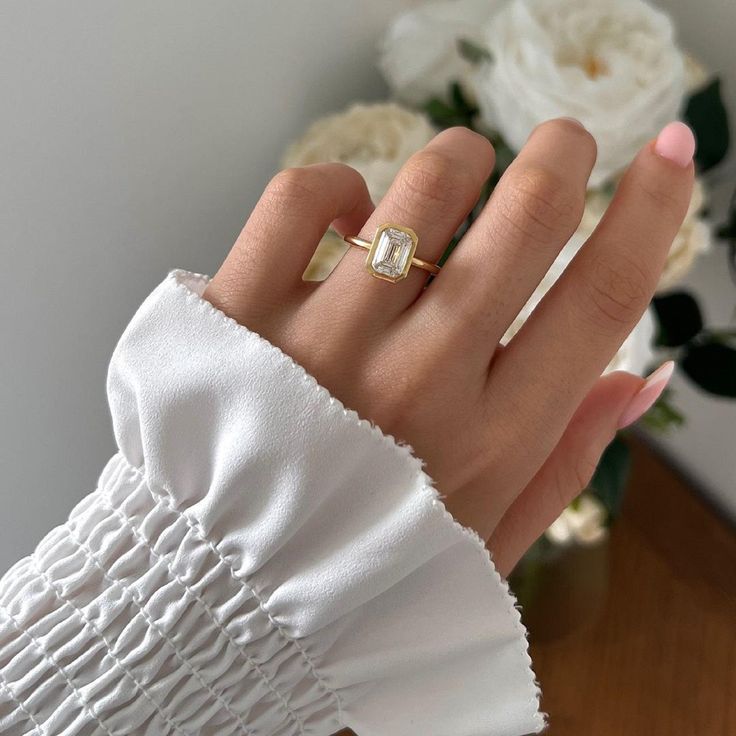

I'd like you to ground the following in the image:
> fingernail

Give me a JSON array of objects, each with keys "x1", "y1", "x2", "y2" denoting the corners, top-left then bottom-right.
[
  {"x1": 617, "y1": 361, "x2": 675, "y2": 429},
  {"x1": 654, "y1": 121, "x2": 695, "y2": 167}
]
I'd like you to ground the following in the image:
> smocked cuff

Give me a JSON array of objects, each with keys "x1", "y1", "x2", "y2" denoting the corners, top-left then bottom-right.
[{"x1": 0, "y1": 269, "x2": 543, "y2": 736}]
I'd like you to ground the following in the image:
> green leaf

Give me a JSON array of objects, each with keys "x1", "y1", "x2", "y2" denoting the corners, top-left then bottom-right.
[
  {"x1": 508, "y1": 535, "x2": 554, "y2": 612},
  {"x1": 684, "y1": 78, "x2": 730, "y2": 171},
  {"x1": 681, "y1": 340, "x2": 736, "y2": 397},
  {"x1": 652, "y1": 291, "x2": 704, "y2": 347},
  {"x1": 450, "y1": 81, "x2": 477, "y2": 116},
  {"x1": 490, "y1": 135, "x2": 515, "y2": 175},
  {"x1": 423, "y1": 83, "x2": 480, "y2": 128},
  {"x1": 717, "y1": 221, "x2": 736, "y2": 240},
  {"x1": 456, "y1": 37, "x2": 493, "y2": 65},
  {"x1": 424, "y1": 97, "x2": 462, "y2": 126},
  {"x1": 437, "y1": 234, "x2": 462, "y2": 268},
  {"x1": 589, "y1": 434, "x2": 631, "y2": 519}
]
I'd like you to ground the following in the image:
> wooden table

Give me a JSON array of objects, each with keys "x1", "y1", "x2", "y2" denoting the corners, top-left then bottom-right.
[
  {"x1": 335, "y1": 437, "x2": 736, "y2": 735},
  {"x1": 529, "y1": 436, "x2": 736, "y2": 735}
]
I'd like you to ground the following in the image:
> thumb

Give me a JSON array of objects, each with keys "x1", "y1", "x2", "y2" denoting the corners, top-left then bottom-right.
[{"x1": 489, "y1": 362, "x2": 674, "y2": 577}]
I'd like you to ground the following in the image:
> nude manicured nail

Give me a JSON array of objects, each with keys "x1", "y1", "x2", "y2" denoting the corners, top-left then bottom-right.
[
  {"x1": 617, "y1": 361, "x2": 675, "y2": 429},
  {"x1": 654, "y1": 121, "x2": 695, "y2": 167}
]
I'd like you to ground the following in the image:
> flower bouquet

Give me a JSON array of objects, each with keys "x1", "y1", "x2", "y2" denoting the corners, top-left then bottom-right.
[{"x1": 281, "y1": 0, "x2": 734, "y2": 567}]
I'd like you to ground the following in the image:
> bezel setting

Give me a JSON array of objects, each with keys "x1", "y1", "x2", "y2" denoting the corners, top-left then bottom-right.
[{"x1": 364, "y1": 224, "x2": 419, "y2": 283}]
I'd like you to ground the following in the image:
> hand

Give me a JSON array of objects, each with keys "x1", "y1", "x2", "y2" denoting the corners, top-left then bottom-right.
[{"x1": 203, "y1": 119, "x2": 694, "y2": 576}]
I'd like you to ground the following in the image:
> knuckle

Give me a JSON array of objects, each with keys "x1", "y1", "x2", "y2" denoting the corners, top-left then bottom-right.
[
  {"x1": 264, "y1": 167, "x2": 324, "y2": 215},
  {"x1": 581, "y1": 251, "x2": 651, "y2": 334},
  {"x1": 441, "y1": 125, "x2": 496, "y2": 158},
  {"x1": 496, "y1": 166, "x2": 582, "y2": 247},
  {"x1": 443, "y1": 124, "x2": 485, "y2": 143},
  {"x1": 549, "y1": 448, "x2": 601, "y2": 512},
  {"x1": 537, "y1": 118, "x2": 597, "y2": 151},
  {"x1": 561, "y1": 452, "x2": 600, "y2": 503},
  {"x1": 398, "y1": 149, "x2": 471, "y2": 211}
]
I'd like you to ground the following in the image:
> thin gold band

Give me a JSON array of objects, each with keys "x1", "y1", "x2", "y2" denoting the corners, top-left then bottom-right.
[{"x1": 343, "y1": 234, "x2": 441, "y2": 275}]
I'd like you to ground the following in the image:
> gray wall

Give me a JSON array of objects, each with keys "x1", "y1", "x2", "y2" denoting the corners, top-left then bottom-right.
[
  {"x1": 0, "y1": 1, "x2": 408, "y2": 566},
  {"x1": 1, "y1": 0, "x2": 734, "y2": 570}
]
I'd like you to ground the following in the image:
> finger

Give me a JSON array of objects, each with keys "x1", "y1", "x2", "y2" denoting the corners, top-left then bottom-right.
[
  {"x1": 311, "y1": 127, "x2": 495, "y2": 327},
  {"x1": 205, "y1": 162, "x2": 374, "y2": 326},
  {"x1": 410, "y1": 118, "x2": 596, "y2": 349},
  {"x1": 488, "y1": 123, "x2": 694, "y2": 465},
  {"x1": 487, "y1": 370, "x2": 648, "y2": 577}
]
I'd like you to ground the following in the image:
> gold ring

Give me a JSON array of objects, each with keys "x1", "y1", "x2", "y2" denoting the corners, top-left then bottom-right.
[{"x1": 343, "y1": 224, "x2": 441, "y2": 283}]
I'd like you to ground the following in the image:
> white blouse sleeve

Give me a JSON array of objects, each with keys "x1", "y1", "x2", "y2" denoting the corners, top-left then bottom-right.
[{"x1": 0, "y1": 270, "x2": 544, "y2": 736}]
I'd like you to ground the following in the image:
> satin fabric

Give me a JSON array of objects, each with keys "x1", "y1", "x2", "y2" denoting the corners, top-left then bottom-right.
[{"x1": 0, "y1": 270, "x2": 543, "y2": 736}]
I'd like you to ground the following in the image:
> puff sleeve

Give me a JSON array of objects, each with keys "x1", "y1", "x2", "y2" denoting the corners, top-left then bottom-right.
[{"x1": 0, "y1": 270, "x2": 544, "y2": 736}]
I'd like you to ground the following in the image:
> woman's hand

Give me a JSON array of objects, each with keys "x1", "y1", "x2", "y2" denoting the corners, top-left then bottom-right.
[{"x1": 203, "y1": 119, "x2": 694, "y2": 576}]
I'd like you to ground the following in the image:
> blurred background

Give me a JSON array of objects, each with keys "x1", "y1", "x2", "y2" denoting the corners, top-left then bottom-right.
[{"x1": 0, "y1": 3, "x2": 734, "y2": 732}]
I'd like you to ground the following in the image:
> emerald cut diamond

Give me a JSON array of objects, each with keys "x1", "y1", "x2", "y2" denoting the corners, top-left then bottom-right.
[{"x1": 366, "y1": 225, "x2": 418, "y2": 282}]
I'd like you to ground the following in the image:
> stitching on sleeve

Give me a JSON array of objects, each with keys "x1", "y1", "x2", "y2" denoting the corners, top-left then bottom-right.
[
  {"x1": 29, "y1": 555, "x2": 189, "y2": 736},
  {"x1": 0, "y1": 602, "x2": 116, "y2": 736},
  {"x1": 126, "y1": 461, "x2": 346, "y2": 728},
  {"x1": 0, "y1": 665, "x2": 45, "y2": 735},
  {"x1": 424, "y1": 492, "x2": 545, "y2": 730},
  {"x1": 99, "y1": 460, "x2": 307, "y2": 736},
  {"x1": 63, "y1": 515, "x2": 258, "y2": 736}
]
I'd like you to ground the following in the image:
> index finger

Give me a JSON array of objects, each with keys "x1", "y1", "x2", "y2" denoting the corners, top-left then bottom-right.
[{"x1": 205, "y1": 162, "x2": 374, "y2": 325}]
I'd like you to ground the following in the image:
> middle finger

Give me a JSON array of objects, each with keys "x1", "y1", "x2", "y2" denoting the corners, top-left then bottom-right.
[{"x1": 308, "y1": 126, "x2": 495, "y2": 330}]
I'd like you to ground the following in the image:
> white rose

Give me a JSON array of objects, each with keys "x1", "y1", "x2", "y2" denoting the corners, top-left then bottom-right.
[
  {"x1": 609, "y1": 304, "x2": 655, "y2": 374},
  {"x1": 282, "y1": 103, "x2": 436, "y2": 280},
  {"x1": 684, "y1": 52, "x2": 709, "y2": 94},
  {"x1": 472, "y1": 0, "x2": 686, "y2": 187},
  {"x1": 545, "y1": 493, "x2": 608, "y2": 546},
  {"x1": 378, "y1": 0, "x2": 503, "y2": 106},
  {"x1": 657, "y1": 179, "x2": 712, "y2": 292},
  {"x1": 282, "y1": 102, "x2": 436, "y2": 203}
]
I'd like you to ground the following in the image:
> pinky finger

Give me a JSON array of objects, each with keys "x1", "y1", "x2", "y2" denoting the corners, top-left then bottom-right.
[{"x1": 488, "y1": 363, "x2": 673, "y2": 577}]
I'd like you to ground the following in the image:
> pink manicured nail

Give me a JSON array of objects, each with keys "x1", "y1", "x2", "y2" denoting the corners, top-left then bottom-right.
[
  {"x1": 654, "y1": 122, "x2": 696, "y2": 167},
  {"x1": 617, "y1": 361, "x2": 675, "y2": 429}
]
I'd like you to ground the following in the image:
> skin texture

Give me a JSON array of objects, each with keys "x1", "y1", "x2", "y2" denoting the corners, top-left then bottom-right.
[{"x1": 203, "y1": 120, "x2": 693, "y2": 577}]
